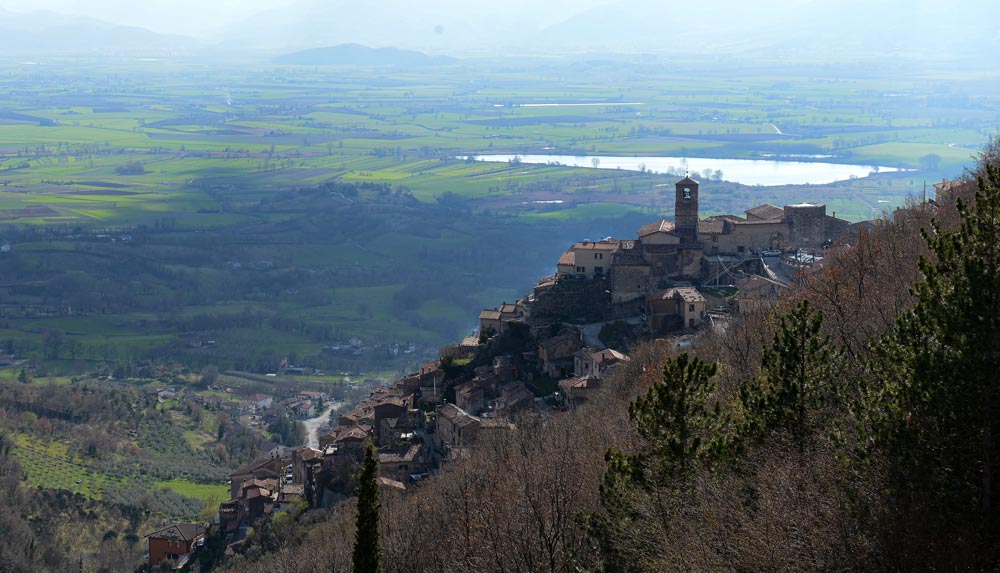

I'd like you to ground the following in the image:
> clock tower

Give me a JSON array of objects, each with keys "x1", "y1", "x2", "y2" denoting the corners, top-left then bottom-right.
[{"x1": 674, "y1": 175, "x2": 700, "y2": 243}]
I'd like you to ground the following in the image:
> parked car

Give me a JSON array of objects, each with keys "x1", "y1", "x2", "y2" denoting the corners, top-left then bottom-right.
[{"x1": 761, "y1": 249, "x2": 782, "y2": 257}]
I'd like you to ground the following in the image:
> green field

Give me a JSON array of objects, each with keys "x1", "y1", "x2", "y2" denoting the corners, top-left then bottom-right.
[{"x1": 0, "y1": 58, "x2": 996, "y2": 379}]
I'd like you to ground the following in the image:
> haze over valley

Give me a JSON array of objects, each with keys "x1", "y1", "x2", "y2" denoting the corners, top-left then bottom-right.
[{"x1": 0, "y1": 1, "x2": 997, "y2": 571}]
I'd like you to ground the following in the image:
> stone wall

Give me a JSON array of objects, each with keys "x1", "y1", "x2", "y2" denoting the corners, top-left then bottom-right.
[
  {"x1": 529, "y1": 277, "x2": 612, "y2": 325},
  {"x1": 786, "y1": 204, "x2": 827, "y2": 247}
]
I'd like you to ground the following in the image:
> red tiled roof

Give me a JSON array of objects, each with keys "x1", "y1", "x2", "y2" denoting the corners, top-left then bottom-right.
[
  {"x1": 637, "y1": 219, "x2": 676, "y2": 236},
  {"x1": 147, "y1": 523, "x2": 206, "y2": 541}
]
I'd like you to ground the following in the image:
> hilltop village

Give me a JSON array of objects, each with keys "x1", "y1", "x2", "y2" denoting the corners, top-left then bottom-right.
[{"x1": 150, "y1": 176, "x2": 880, "y2": 568}]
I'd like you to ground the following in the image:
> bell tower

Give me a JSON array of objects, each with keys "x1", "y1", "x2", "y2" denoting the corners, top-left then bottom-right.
[{"x1": 674, "y1": 175, "x2": 700, "y2": 243}]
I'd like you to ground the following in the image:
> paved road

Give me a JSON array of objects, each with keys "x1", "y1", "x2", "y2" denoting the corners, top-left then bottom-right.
[{"x1": 303, "y1": 403, "x2": 338, "y2": 449}]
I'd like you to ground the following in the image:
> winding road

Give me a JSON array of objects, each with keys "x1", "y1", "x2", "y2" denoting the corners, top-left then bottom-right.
[{"x1": 303, "y1": 403, "x2": 338, "y2": 449}]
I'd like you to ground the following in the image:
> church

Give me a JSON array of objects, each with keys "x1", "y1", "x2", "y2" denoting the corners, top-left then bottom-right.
[{"x1": 555, "y1": 175, "x2": 852, "y2": 307}]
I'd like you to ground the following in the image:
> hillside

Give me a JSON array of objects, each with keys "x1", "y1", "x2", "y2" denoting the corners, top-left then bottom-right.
[
  {"x1": 229, "y1": 143, "x2": 1000, "y2": 572},
  {"x1": 0, "y1": 8, "x2": 196, "y2": 55},
  {"x1": 275, "y1": 44, "x2": 455, "y2": 67}
]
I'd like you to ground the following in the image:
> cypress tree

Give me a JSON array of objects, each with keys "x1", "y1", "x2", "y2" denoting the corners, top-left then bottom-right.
[{"x1": 352, "y1": 440, "x2": 382, "y2": 573}]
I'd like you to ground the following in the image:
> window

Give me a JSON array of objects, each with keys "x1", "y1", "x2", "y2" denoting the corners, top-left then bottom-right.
[
  {"x1": 683, "y1": 187, "x2": 692, "y2": 199},
  {"x1": 689, "y1": 304, "x2": 695, "y2": 312},
  {"x1": 594, "y1": 266, "x2": 604, "y2": 275},
  {"x1": 576, "y1": 266, "x2": 585, "y2": 273},
  {"x1": 595, "y1": 252, "x2": 603, "y2": 260},
  {"x1": 737, "y1": 246, "x2": 745, "y2": 253},
  {"x1": 712, "y1": 235, "x2": 718, "y2": 242}
]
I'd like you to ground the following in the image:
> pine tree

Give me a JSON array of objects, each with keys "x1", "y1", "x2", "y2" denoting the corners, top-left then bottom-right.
[
  {"x1": 583, "y1": 352, "x2": 728, "y2": 572},
  {"x1": 861, "y1": 161, "x2": 1000, "y2": 542},
  {"x1": 352, "y1": 439, "x2": 382, "y2": 573},
  {"x1": 625, "y1": 352, "x2": 728, "y2": 482},
  {"x1": 738, "y1": 299, "x2": 833, "y2": 451}
]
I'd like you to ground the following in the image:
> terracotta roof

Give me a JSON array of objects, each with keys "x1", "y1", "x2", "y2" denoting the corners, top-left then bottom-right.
[
  {"x1": 637, "y1": 219, "x2": 676, "y2": 236},
  {"x1": 378, "y1": 444, "x2": 422, "y2": 464},
  {"x1": 572, "y1": 239, "x2": 621, "y2": 251},
  {"x1": 745, "y1": 204, "x2": 785, "y2": 221},
  {"x1": 281, "y1": 484, "x2": 305, "y2": 496},
  {"x1": 460, "y1": 335, "x2": 480, "y2": 347},
  {"x1": 612, "y1": 251, "x2": 647, "y2": 266},
  {"x1": 378, "y1": 476, "x2": 407, "y2": 491},
  {"x1": 456, "y1": 381, "x2": 483, "y2": 398},
  {"x1": 500, "y1": 303, "x2": 519, "y2": 314},
  {"x1": 438, "y1": 403, "x2": 480, "y2": 428},
  {"x1": 480, "y1": 309, "x2": 502, "y2": 321},
  {"x1": 147, "y1": 523, "x2": 206, "y2": 541},
  {"x1": 698, "y1": 219, "x2": 725, "y2": 234},
  {"x1": 673, "y1": 287, "x2": 705, "y2": 303},
  {"x1": 557, "y1": 250, "x2": 575, "y2": 267},
  {"x1": 298, "y1": 447, "x2": 323, "y2": 461},
  {"x1": 559, "y1": 376, "x2": 598, "y2": 392},
  {"x1": 591, "y1": 348, "x2": 627, "y2": 364},
  {"x1": 650, "y1": 287, "x2": 706, "y2": 303}
]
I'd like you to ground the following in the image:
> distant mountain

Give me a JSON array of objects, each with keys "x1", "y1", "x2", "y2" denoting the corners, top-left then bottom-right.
[
  {"x1": 535, "y1": 0, "x2": 1000, "y2": 64},
  {"x1": 0, "y1": 9, "x2": 196, "y2": 56},
  {"x1": 275, "y1": 44, "x2": 455, "y2": 67},
  {"x1": 217, "y1": 0, "x2": 598, "y2": 55}
]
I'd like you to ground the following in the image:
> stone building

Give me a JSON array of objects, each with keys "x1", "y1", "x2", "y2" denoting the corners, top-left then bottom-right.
[
  {"x1": 606, "y1": 175, "x2": 851, "y2": 307},
  {"x1": 646, "y1": 287, "x2": 707, "y2": 333}
]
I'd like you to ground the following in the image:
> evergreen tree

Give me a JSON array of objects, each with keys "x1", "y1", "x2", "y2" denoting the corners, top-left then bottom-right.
[
  {"x1": 584, "y1": 353, "x2": 727, "y2": 572},
  {"x1": 738, "y1": 299, "x2": 834, "y2": 451},
  {"x1": 623, "y1": 352, "x2": 727, "y2": 482},
  {"x1": 860, "y1": 161, "x2": 1000, "y2": 548},
  {"x1": 353, "y1": 439, "x2": 382, "y2": 573}
]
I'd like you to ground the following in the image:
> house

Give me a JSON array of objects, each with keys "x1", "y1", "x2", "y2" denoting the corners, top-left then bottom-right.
[
  {"x1": 0, "y1": 354, "x2": 13, "y2": 366},
  {"x1": 298, "y1": 391, "x2": 326, "y2": 408},
  {"x1": 378, "y1": 443, "x2": 425, "y2": 482},
  {"x1": 559, "y1": 376, "x2": 602, "y2": 408},
  {"x1": 319, "y1": 424, "x2": 371, "y2": 456},
  {"x1": 537, "y1": 330, "x2": 581, "y2": 379},
  {"x1": 436, "y1": 403, "x2": 482, "y2": 451},
  {"x1": 573, "y1": 347, "x2": 628, "y2": 380},
  {"x1": 218, "y1": 500, "x2": 240, "y2": 534},
  {"x1": 147, "y1": 523, "x2": 207, "y2": 568},
  {"x1": 647, "y1": 287, "x2": 707, "y2": 334},
  {"x1": 286, "y1": 398, "x2": 315, "y2": 419},
  {"x1": 735, "y1": 273, "x2": 790, "y2": 313},
  {"x1": 555, "y1": 238, "x2": 622, "y2": 279},
  {"x1": 608, "y1": 176, "x2": 853, "y2": 305},
  {"x1": 454, "y1": 381, "x2": 485, "y2": 415},
  {"x1": 239, "y1": 480, "x2": 275, "y2": 523},
  {"x1": 292, "y1": 447, "x2": 323, "y2": 485},
  {"x1": 229, "y1": 458, "x2": 285, "y2": 499},
  {"x1": 493, "y1": 355, "x2": 517, "y2": 383},
  {"x1": 274, "y1": 483, "x2": 306, "y2": 513},
  {"x1": 479, "y1": 300, "x2": 528, "y2": 337},
  {"x1": 494, "y1": 382, "x2": 535, "y2": 415},
  {"x1": 248, "y1": 393, "x2": 274, "y2": 411}
]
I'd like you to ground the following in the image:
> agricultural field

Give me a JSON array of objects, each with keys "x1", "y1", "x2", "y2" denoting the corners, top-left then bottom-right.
[{"x1": 0, "y1": 57, "x2": 996, "y2": 380}]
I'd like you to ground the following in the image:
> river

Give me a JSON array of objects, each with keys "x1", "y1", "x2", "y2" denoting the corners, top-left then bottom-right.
[{"x1": 467, "y1": 154, "x2": 906, "y2": 186}]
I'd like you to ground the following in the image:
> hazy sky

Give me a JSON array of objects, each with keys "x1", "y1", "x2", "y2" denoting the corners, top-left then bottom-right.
[
  {"x1": 0, "y1": 0, "x2": 298, "y2": 36},
  {"x1": 0, "y1": 0, "x2": 615, "y2": 38}
]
